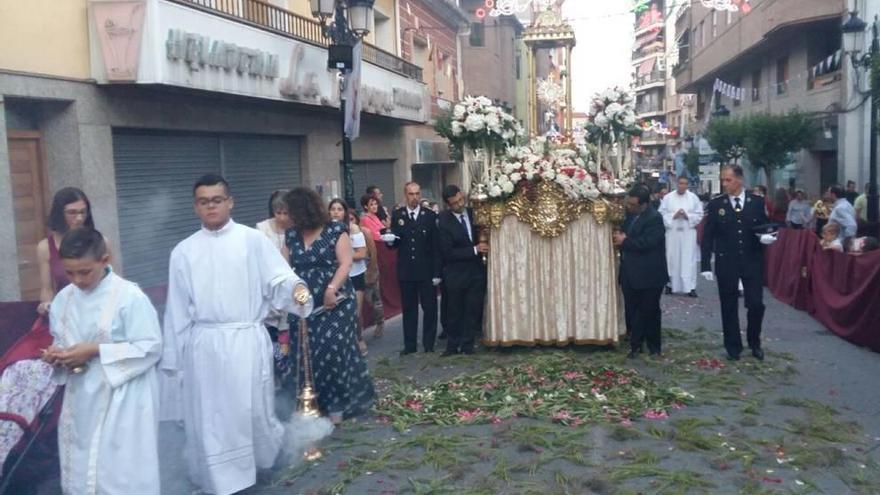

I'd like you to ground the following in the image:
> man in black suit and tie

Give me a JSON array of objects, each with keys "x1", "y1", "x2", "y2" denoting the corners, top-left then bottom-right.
[
  {"x1": 700, "y1": 165, "x2": 777, "y2": 361},
  {"x1": 388, "y1": 181, "x2": 442, "y2": 355},
  {"x1": 437, "y1": 185, "x2": 489, "y2": 356},
  {"x1": 613, "y1": 185, "x2": 668, "y2": 359}
]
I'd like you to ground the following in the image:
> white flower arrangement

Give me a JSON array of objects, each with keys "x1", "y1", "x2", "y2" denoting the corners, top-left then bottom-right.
[
  {"x1": 481, "y1": 138, "x2": 603, "y2": 201},
  {"x1": 587, "y1": 86, "x2": 639, "y2": 138},
  {"x1": 443, "y1": 95, "x2": 524, "y2": 152}
]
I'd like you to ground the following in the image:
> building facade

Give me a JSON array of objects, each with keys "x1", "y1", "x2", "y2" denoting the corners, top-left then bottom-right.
[
  {"x1": 0, "y1": 0, "x2": 428, "y2": 301},
  {"x1": 632, "y1": 0, "x2": 668, "y2": 172},
  {"x1": 396, "y1": 0, "x2": 469, "y2": 203},
  {"x1": 674, "y1": 0, "x2": 878, "y2": 197}
]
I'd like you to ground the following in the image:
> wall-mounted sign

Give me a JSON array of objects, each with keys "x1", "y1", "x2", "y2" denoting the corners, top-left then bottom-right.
[
  {"x1": 92, "y1": 0, "x2": 147, "y2": 82},
  {"x1": 165, "y1": 29, "x2": 279, "y2": 77}
]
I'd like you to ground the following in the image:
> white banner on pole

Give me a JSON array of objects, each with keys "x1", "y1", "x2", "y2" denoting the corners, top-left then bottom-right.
[{"x1": 344, "y1": 42, "x2": 363, "y2": 141}]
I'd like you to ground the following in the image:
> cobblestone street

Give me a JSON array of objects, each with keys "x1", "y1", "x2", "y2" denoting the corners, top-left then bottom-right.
[{"x1": 146, "y1": 278, "x2": 880, "y2": 494}]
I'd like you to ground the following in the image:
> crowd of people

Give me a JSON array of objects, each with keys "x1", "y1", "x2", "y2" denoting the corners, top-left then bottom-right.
[
  {"x1": 620, "y1": 166, "x2": 878, "y2": 363},
  {"x1": 14, "y1": 165, "x2": 878, "y2": 494},
  {"x1": 27, "y1": 174, "x2": 489, "y2": 495}
]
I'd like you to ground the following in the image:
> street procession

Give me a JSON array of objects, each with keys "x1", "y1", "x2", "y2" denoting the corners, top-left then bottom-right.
[{"x1": 2, "y1": 0, "x2": 880, "y2": 494}]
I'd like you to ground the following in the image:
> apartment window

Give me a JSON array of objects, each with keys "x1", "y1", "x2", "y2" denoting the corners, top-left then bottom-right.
[
  {"x1": 699, "y1": 21, "x2": 705, "y2": 48},
  {"x1": 515, "y1": 51, "x2": 521, "y2": 80},
  {"x1": 776, "y1": 56, "x2": 789, "y2": 95},
  {"x1": 469, "y1": 22, "x2": 485, "y2": 47},
  {"x1": 751, "y1": 69, "x2": 761, "y2": 101},
  {"x1": 712, "y1": 11, "x2": 717, "y2": 38},
  {"x1": 726, "y1": 10, "x2": 732, "y2": 25}
]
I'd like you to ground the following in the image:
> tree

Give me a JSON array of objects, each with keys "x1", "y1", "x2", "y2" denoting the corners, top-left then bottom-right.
[
  {"x1": 706, "y1": 116, "x2": 747, "y2": 164},
  {"x1": 684, "y1": 146, "x2": 701, "y2": 178},
  {"x1": 742, "y1": 111, "x2": 814, "y2": 191}
]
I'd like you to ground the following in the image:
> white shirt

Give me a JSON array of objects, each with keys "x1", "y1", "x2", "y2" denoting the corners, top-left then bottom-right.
[
  {"x1": 455, "y1": 211, "x2": 473, "y2": 242},
  {"x1": 728, "y1": 190, "x2": 747, "y2": 210},
  {"x1": 406, "y1": 206, "x2": 421, "y2": 220},
  {"x1": 829, "y1": 198, "x2": 858, "y2": 239}
]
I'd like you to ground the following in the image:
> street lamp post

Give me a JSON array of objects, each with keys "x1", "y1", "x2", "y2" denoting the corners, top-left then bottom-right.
[
  {"x1": 842, "y1": 11, "x2": 879, "y2": 236},
  {"x1": 310, "y1": 0, "x2": 375, "y2": 207}
]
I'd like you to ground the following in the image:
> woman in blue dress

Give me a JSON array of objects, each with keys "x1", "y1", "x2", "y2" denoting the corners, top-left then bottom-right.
[{"x1": 285, "y1": 187, "x2": 375, "y2": 424}]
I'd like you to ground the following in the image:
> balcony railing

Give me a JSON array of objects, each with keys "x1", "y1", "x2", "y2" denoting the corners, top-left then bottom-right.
[
  {"x1": 808, "y1": 49, "x2": 842, "y2": 91},
  {"x1": 632, "y1": 45, "x2": 664, "y2": 61},
  {"x1": 170, "y1": 0, "x2": 422, "y2": 81},
  {"x1": 634, "y1": 71, "x2": 666, "y2": 88},
  {"x1": 636, "y1": 102, "x2": 665, "y2": 115}
]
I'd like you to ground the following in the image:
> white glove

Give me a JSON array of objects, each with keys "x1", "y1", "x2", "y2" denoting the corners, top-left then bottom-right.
[
  {"x1": 432, "y1": 278, "x2": 442, "y2": 287},
  {"x1": 759, "y1": 233, "x2": 778, "y2": 245},
  {"x1": 701, "y1": 271, "x2": 715, "y2": 282},
  {"x1": 380, "y1": 233, "x2": 398, "y2": 243}
]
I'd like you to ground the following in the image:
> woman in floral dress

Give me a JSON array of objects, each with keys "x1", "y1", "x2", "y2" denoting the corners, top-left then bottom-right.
[{"x1": 285, "y1": 188, "x2": 375, "y2": 424}]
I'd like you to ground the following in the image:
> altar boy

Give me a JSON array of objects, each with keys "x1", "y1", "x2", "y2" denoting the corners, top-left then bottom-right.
[{"x1": 43, "y1": 228, "x2": 162, "y2": 495}]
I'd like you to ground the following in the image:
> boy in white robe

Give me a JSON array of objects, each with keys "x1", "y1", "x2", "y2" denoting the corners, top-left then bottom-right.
[
  {"x1": 161, "y1": 174, "x2": 313, "y2": 495},
  {"x1": 43, "y1": 228, "x2": 162, "y2": 495}
]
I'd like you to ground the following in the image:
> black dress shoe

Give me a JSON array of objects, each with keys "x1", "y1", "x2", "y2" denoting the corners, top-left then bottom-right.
[
  {"x1": 626, "y1": 350, "x2": 639, "y2": 359},
  {"x1": 400, "y1": 349, "x2": 416, "y2": 356},
  {"x1": 649, "y1": 350, "x2": 662, "y2": 357},
  {"x1": 726, "y1": 353, "x2": 740, "y2": 361},
  {"x1": 424, "y1": 348, "x2": 435, "y2": 353},
  {"x1": 440, "y1": 349, "x2": 458, "y2": 357},
  {"x1": 751, "y1": 348, "x2": 764, "y2": 361},
  {"x1": 665, "y1": 286, "x2": 672, "y2": 295},
  {"x1": 460, "y1": 348, "x2": 475, "y2": 355},
  {"x1": 688, "y1": 290, "x2": 698, "y2": 298}
]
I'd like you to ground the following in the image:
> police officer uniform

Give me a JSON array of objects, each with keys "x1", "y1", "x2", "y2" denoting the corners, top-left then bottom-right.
[
  {"x1": 389, "y1": 204, "x2": 441, "y2": 353},
  {"x1": 700, "y1": 190, "x2": 769, "y2": 360}
]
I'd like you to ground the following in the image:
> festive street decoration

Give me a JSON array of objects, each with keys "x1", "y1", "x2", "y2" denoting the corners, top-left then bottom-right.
[{"x1": 700, "y1": 0, "x2": 752, "y2": 13}]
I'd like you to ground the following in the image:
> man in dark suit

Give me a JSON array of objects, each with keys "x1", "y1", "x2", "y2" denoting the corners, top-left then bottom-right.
[
  {"x1": 437, "y1": 185, "x2": 489, "y2": 356},
  {"x1": 387, "y1": 181, "x2": 442, "y2": 355},
  {"x1": 613, "y1": 186, "x2": 668, "y2": 359},
  {"x1": 700, "y1": 165, "x2": 777, "y2": 361}
]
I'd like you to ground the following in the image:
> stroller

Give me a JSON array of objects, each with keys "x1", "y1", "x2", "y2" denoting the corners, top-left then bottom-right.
[{"x1": 0, "y1": 313, "x2": 63, "y2": 494}]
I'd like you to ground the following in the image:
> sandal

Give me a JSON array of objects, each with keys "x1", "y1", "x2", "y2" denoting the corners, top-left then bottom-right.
[
  {"x1": 358, "y1": 340, "x2": 368, "y2": 356},
  {"x1": 373, "y1": 323, "x2": 384, "y2": 339}
]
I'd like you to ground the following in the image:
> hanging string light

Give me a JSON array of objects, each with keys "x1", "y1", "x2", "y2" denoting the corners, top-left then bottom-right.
[{"x1": 700, "y1": 0, "x2": 752, "y2": 13}]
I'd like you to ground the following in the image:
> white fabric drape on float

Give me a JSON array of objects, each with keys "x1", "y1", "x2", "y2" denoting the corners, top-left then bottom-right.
[{"x1": 484, "y1": 213, "x2": 623, "y2": 346}]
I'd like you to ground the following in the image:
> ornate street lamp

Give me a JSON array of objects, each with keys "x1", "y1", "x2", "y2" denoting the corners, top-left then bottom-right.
[
  {"x1": 841, "y1": 11, "x2": 879, "y2": 236},
  {"x1": 310, "y1": 0, "x2": 375, "y2": 207}
]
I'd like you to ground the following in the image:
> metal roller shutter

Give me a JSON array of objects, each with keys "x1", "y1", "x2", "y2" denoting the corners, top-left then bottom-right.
[
  {"x1": 222, "y1": 136, "x2": 301, "y2": 228},
  {"x1": 113, "y1": 130, "x2": 302, "y2": 289},
  {"x1": 346, "y1": 160, "x2": 396, "y2": 210},
  {"x1": 113, "y1": 131, "x2": 218, "y2": 289}
]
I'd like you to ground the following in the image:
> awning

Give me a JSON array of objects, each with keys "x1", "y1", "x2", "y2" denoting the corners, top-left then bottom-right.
[{"x1": 638, "y1": 57, "x2": 656, "y2": 76}]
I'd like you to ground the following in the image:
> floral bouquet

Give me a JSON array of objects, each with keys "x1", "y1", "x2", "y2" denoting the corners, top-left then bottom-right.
[
  {"x1": 483, "y1": 137, "x2": 602, "y2": 201},
  {"x1": 435, "y1": 96, "x2": 524, "y2": 200},
  {"x1": 585, "y1": 87, "x2": 641, "y2": 182}
]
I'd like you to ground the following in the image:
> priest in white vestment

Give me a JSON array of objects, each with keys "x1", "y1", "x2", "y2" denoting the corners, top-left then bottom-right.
[
  {"x1": 161, "y1": 175, "x2": 313, "y2": 495},
  {"x1": 44, "y1": 228, "x2": 162, "y2": 495},
  {"x1": 659, "y1": 176, "x2": 704, "y2": 296}
]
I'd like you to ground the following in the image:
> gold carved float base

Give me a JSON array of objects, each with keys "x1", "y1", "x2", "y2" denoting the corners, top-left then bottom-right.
[{"x1": 472, "y1": 181, "x2": 625, "y2": 237}]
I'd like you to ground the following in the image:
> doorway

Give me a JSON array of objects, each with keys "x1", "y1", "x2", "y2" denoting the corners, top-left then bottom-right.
[{"x1": 8, "y1": 131, "x2": 48, "y2": 301}]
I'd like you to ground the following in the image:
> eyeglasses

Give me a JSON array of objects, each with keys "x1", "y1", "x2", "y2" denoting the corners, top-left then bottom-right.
[
  {"x1": 64, "y1": 208, "x2": 88, "y2": 217},
  {"x1": 195, "y1": 196, "x2": 229, "y2": 207}
]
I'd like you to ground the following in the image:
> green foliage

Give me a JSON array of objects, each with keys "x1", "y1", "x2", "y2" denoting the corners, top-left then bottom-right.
[
  {"x1": 706, "y1": 116, "x2": 747, "y2": 163},
  {"x1": 742, "y1": 111, "x2": 814, "y2": 178},
  {"x1": 684, "y1": 147, "x2": 701, "y2": 177}
]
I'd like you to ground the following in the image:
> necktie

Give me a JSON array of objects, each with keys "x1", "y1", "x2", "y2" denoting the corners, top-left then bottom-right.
[
  {"x1": 459, "y1": 214, "x2": 471, "y2": 241},
  {"x1": 734, "y1": 197, "x2": 742, "y2": 213},
  {"x1": 410, "y1": 211, "x2": 416, "y2": 221}
]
